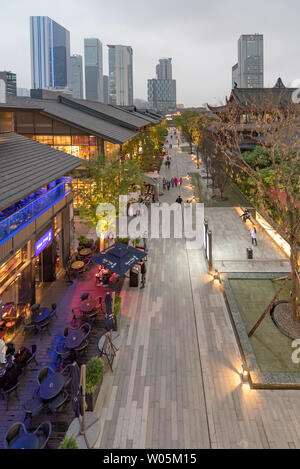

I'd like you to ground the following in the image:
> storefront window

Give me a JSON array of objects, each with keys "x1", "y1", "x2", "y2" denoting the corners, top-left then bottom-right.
[
  {"x1": 104, "y1": 141, "x2": 120, "y2": 161},
  {"x1": 26, "y1": 135, "x2": 100, "y2": 161}
]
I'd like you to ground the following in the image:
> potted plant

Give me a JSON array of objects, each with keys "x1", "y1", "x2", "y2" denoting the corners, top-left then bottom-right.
[
  {"x1": 59, "y1": 435, "x2": 79, "y2": 449},
  {"x1": 85, "y1": 357, "x2": 104, "y2": 411},
  {"x1": 113, "y1": 295, "x2": 122, "y2": 331},
  {"x1": 77, "y1": 235, "x2": 94, "y2": 249},
  {"x1": 115, "y1": 237, "x2": 130, "y2": 245}
]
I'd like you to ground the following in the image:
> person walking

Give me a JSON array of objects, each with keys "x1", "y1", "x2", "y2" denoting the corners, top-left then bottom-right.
[
  {"x1": 250, "y1": 227, "x2": 258, "y2": 246},
  {"x1": 176, "y1": 195, "x2": 183, "y2": 205},
  {"x1": 179, "y1": 177, "x2": 183, "y2": 186},
  {"x1": 174, "y1": 177, "x2": 178, "y2": 187},
  {"x1": 171, "y1": 177, "x2": 175, "y2": 188},
  {"x1": 167, "y1": 180, "x2": 171, "y2": 191},
  {"x1": 163, "y1": 177, "x2": 166, "y2": 190},
  {"x1": 140, "y1": 261, "x2": 147, "y2": 288}
]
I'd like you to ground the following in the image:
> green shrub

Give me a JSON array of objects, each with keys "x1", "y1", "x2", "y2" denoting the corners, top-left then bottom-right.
[
  {"x1": 86, "y1": 357, "x2": 104, "y2": 394},
  {"x1": 77, "y1": 235, "x2": 88, "y2": 245},
  {"x1": 59, "y1": 436, "x2": 79, "y2": 449},
  {"x1": 114, "y1": 296, "x2": 122, "y2": 318},
  {"x1": 115, "y1": 237, "x2": 130, "y2": 245},
  {"x1": 134, "y1": 238, "x2": 141, "y2": 247}
]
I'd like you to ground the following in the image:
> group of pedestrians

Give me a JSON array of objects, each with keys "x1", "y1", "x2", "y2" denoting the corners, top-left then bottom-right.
[{"x1": 163, "y1": 176, "x2": 183, "y2": 191}]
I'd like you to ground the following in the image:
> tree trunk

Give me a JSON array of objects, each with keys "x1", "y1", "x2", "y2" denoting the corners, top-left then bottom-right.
[{"x1": 290, "y1": 234, "x2": 300, "y2": 322}]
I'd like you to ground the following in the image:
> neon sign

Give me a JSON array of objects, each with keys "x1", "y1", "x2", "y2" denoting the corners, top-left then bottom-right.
[{"x1": 35, "y1": 229, "x2": 53, "y2": 257}]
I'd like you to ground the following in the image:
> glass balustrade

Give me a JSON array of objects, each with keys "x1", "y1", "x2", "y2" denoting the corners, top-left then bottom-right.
[{"x1": 0, "y1": 177, "x2": 71, "y2": 245}]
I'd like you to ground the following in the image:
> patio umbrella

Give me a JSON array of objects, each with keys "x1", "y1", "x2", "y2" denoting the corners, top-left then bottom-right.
[
  {"x1": 70, "y1": 362, "x2": 83, "y2": 418},
  {"x1": 91, "y1": 242, "x2": 146, "y2": 276}
]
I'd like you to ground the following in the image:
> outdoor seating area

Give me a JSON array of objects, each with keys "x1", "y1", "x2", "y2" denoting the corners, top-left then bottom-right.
[{"x1": 0, "y1": 261, "x2": 124, "y2": 449}]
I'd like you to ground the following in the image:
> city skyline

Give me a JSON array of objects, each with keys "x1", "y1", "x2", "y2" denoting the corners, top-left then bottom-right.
[{"x1": 2, "y1": 0, "x2": 300, "y2": 106}]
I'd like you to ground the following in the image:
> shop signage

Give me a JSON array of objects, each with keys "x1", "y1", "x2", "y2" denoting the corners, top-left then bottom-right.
[{"x1": 35, "y1": 229, "x2": 53, "y2": 257}]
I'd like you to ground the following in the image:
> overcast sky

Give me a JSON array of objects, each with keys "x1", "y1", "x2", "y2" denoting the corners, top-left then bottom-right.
[{"x1": 1, "y1": 0, "x2": 300, "y2": 106}]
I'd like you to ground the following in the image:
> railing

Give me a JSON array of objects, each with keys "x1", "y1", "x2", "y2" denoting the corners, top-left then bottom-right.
[{"x1": 0, "y1": 177, "x2": 71, "y2": 246}]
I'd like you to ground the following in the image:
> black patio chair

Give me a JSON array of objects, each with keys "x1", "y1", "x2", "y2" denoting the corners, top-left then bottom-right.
[
  {"x1": 23, "y1": 344, "x2": 38, "y2": 372},
  {"x1": 60, "y1": 364, "x2": 72, "y2": 389},
  {"x1": 49, "y1": 303, "x2": 57, "y2": 320},
  {"x1": 33, "y1": 421, "x2": 52, "y2": 449},
  {"x1": 36, "y1": 319, "x2": 50, "y2": 339},
  {"x1": 37, "y1": 365, "x2": 55, "y2": 387},
  {"x1": 81, "y1": 322, "x2": 91, "y2": 338},
  {"x1": 22, "y1": 318, "x2": 37, "y2": 336},
  {"x1": 74, "y1": 338, "x2": 89, "y2": 358},
  {"x1": 30, "y1": 304, "x2": 40, "y2": 316},
  {"x1": 48, "y1": 391, "x2": 69, "y2": 415},
  {"x1": 3, "y1": 422, "x2": 27, "y2": 449},
  {"x1": 2, "y1": 379, "x2": 20, "y2": 410},
  {"x1": 23, "y1": 394, "x2": 44, "y2": 424}
]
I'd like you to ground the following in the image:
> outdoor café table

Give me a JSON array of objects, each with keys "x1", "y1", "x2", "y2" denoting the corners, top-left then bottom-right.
[
  {"x1": 79, "y1": 248, "x2": 92, "y2": 257},
  {"x1": 9, "y1": 433, "x2": 39, "y2": 450},
  {"x1": 39, "y1": 372, "x2": 65, "y2": 401},
  {"x1": 80, "y1": 296, "x2": 98, "y2": 313},
  {"x1": 71, "y1": 261, "x2": 84, "y2": 270},
  {"x1": 32, "y1": 307, "x2": 51, "y2": 325},
  {"x1": 65, "y1": 329, "x2": 86, "y2": 350}
]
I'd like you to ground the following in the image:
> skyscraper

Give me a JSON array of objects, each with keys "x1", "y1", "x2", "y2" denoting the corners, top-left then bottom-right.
[
  {"x1": 108, "y1": 45, "x2": 133, "y2": 106},
  {"x1": 238, "y1": 34, "x2": 264, "y2": 88},
  {"x1": 84, "y1": 38, "x2": 103, "y2": 102},
  {"x1": 70, "y1": 55, "x2": 83, "y2": 99},
  {"x1": 156, "y1": 58, "x2": 172, "y2": 80},
  {"x1": 30, "y1": 16, "x2": 71, "y2": 90},
  {"x1": 0, "y1": 71, "x2": 17, "y2": 98},
  {"x1": 147, "y1": 58, "x2": 176, "y2": 112}
]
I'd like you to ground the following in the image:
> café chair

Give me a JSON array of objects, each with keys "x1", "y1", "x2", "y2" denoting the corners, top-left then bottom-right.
[
  {"x1": 23, "y1": 394, "x2": 44, "y2": 424},
  {"x1": 37, "y1": 366, "x2": 55, "y2": 387},
  {"x1": 2, "y1": 380, "x2": 20, "y2": 410},
  {"x1": 48, "y1": 391, "x2": 69, "y2": 415},
  {"x1": 34, "y1": 421, "x2": 52, "y2": 449},
  {"x1": 4, "y1": 422, "x2": 27, "y2": 449}
]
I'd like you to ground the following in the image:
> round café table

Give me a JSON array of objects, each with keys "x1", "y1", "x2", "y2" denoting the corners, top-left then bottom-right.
[
  {"x1": 10, "y1": 433, "x2": 39, "y2": 450},
  {"x1": 71, "y1": 261, "x2": 84, "y2": 270},
  {"x1": 80, "y1": 297, "x2": 98, "y2": 313},
  {"x1": 39, "y1": 372, "x2": 65, "y2": 401},
  {"x1": 65, "y1": 329, "x2": 86, "y2": 350},
  {"x1": 79, "y1": 248, "x2": 92, "y2": 257},
  {"x1": 32, "y1": 307, "x2": 51, "y2": 325}
]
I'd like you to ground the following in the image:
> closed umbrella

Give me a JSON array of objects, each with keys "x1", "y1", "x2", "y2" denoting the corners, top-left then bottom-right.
[
  {"x1": 104, "y1": 293, "x2": 114, "y2": 331},
  {"x1": 70, "y1": 362, "x2": 82, "y2": 418}
]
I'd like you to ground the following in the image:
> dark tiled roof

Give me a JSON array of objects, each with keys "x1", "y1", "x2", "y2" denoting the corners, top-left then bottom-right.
[
  {"x1": 3, "y1": 97, "x2": 139, "y2": 144},
  {"x1": 231, "y1": 88, "x2": 299, "y2": 110},
  {"x1": 0, "y1": 132, "x2": 81, "y2": 210},
  {"x1": 60, "y1": 97, "x2": 151, "y2": 130}
]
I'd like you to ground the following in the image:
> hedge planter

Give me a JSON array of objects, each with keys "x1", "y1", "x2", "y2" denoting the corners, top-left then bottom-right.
[
  {"x1": 85, "y1": 357, "x2": 104, "y2": 411},
  {"x1": 113, "y1": 296, "x2": 122, "y2": 331},
  {"x1": 86, "y1": 376, "x2": 103, "y2": 412}
]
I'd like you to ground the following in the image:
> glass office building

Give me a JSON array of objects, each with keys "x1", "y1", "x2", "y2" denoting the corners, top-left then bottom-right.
[
  {"x1": 238, "y1": 34, "x2": 264, "y2": 88},
  {"x1": 84, "y1": 38, "x2": 103, "y2": 102},
  {"x1": 30, "y1": 16, "x2": 71, "y2": 90},
  {"x1": 70, "y1": 55, "x2": 84, "y2": 99},
  {"x1": 108, "y1": 45, "x2": 133, "y2": 106}
]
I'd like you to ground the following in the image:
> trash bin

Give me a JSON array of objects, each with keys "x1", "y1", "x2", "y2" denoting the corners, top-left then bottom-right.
[
  {"x1": 247, "y1": 248, "x2": 253, "y2": 259},
  {"x1": 129, "y1": 268, "x2": 139, "y2": 287}
]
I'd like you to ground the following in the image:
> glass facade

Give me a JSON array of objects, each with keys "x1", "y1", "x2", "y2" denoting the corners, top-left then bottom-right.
[
  {"x1": 238, "y1": 34, "x2": 264, "y2": 88},
  {"x1": 0, "y1": 177, "x2": 71, "y2": 245},
  {"x1": 28, "y1": 135, "x2": 99, "y2": 160}
]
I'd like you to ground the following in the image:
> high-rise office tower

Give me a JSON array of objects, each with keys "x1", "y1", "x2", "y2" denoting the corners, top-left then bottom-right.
[
  {"x1": 108, "y1": 45, "x2": 133, "y2": 106},
  {"x1": 232, "y1": 63, "x2": 239, "y2": 88},
  {"x1": 147, "y1": 57, "x2": 176, "y2": 112},
  {"x1": 238, "y1": 34, "x2": 264, "y2": 88},
  {"x1": 30, "y1": 16, "x2": 71, "y2": 90},
  {"x1": 156, "y1": 58, "x2": 172, "y2": 80},
  {"x1": 70, "y1": 54, "x2": 83, "y2": 99},
  {"x1": 103, "y1": 75, "x2": 109, "y2": 104},
  {"x1": 0, "y1": 71, "x2": 17, "y2": 98},
  {"x1": 84, "y1": 38, "x2": 103, "y2": 102}
]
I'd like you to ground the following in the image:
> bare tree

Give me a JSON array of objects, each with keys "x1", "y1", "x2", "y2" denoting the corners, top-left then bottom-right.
[{"x1": 211, "y1": 95, "x2": 300, "y2": 322}]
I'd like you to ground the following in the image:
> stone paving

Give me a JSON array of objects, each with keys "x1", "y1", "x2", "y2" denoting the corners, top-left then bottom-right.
[{"x1": 94, "y1": 133, "x2": 300, "y2": 449}]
